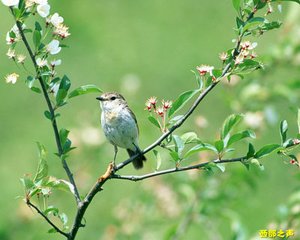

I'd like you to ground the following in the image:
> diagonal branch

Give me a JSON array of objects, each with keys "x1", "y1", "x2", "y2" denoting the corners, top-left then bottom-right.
[
  {"x1": 112, "y1": 157, "x2": 246, "y2": 181},
  {"x1": 12, "y1": 10, "x2": 81, "y2": 205},
  {"x1": 27, "y1": 200, "x2": 69, "y2": 238},
  {"x1": 115, "y1": 38, "x2": 241, "y2": 172}
]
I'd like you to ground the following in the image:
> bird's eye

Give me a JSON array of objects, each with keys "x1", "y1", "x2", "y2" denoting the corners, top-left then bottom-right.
[{"x1": 110, "y1": 96, "x2": 116, "y2": 100}]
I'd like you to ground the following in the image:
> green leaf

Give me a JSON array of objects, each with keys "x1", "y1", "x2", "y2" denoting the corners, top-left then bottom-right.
[
  {"x1": 236, "y1": 17, "x2": 244, "y2": 30},
  {"x1": 30, "y1": 87, "x2": 41, "y2": 94},
  {"x1": 148, "y1": 116, "x2": 161, "y2": 129},
  {"x1": 20, "y1": 176, "x2": 34, "y2": 190},
  {"x1": 214, "y1": 140, "x2": 224, "y2": 153},
  {"x1": 59, "y1": 128, "x2": 69, "y2": 147},
  {"x1": 181, "y1": 132, "x2": 199, "y2": 144},
  {"x1": 48, "y1": 228, "x2": 57, "y2": 234},
  {"x1": 153, "y1": 150, "x2": 162, "y2": 170},
  {"x1": 48, "y1": 179, "x2": 75, "y2": 195},
  {"x1": 173, "y1": 135, "x2": 184, "y2": 156},
  {"x1": 33, "y1": 143, "x2": 48, "y2": 182},
  {"x1": 33, "y1": 30, "x2": 41, "y2": 49},
  {"x1": 25, "y1": 76, "x2": 35, "y2": 88},
  {"x1": 221, "y1": 114, "x2": 243, "y2": 139},
  {"x1": 169, "y1": 151, "x2": 180, "y2": 161},
  {"x1": 280, "y1": 120, "x2": 288, "y2": 144},
  {"x1": 44, "y1": 110, "x2": 52, "y2": 120},
  {"x1": 260, "y1": 21, "x2": 282, "y2": 31},
  {"x1": 44, "y1": 206, "x2": 59, "y2": 216},
  {"x1": 254, "y1": 144, "x2": 281, "y2": 159},
  {"x1": 168, "y1": 89, "x2": 200, "y2": 117},
  {"x1": 59, "y1": 213, "x2": 68, "y2": 226},
  {"x1": 35, "y1": 21, "x2": 42, "y2": 31},
  {"x1": 232, "y1": 0, "x2": 241, "y2": 12},
  {"x1": 56, "y1": 75, "x2": 71, "y2": 106},
  {"x1": 184, "y1": 143, "x2": 217, "y2": 158},
  {"x1": 68, "y1": 84, "x2": 102, "y2": 99},
  {"x1": 234, "y1": 59, "x2": 263, "y2": 74},
  {"x1": 216, "y1": 163, "x2": 226, "y2": 172},
  {"x1": 283, "y1": 138, "x2": 295, "y2": 148},
  {"x1": 250, "y1": 158, "x2": 264, "y2": 171},
  {"x1": 246, "y1": 143, "x2": 255, "y2": 159},
  {"x1": 227, "y1": 130, "x2": 256, "y2": 146},
  {"x1": 254, "y1": 0, "x2": 267, "y2": 9},
  {"x1": 243, "y1": 17, "x2": 265, "y2": 32}
]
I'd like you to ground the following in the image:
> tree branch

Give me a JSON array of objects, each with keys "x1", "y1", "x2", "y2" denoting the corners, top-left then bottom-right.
[
  {"x1": 27, "y1": 200, "x2": 69, "y2": 238},
  {"x1": 112, "y1": 157, "x2": 246, "y2": 181},
  {"x1": 115, "y1": 33, "x2": 241, "y2": 172},
  {"x1": 68, "y1": 163, "x2": 114, "y2": 240},
  {"x1": 13, "y1": 11, "x2": 81, "y2": 205},
  {"x1": 66, "y1": 7, "x2": 256, "y2": 239}
]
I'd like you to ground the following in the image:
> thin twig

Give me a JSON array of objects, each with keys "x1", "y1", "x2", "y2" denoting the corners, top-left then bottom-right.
[
  {"x1": 27, "y1": 200, "x2": 69, "y2": 238},
  {"x1": 112, "y1": 157, "x2": 246, "y2": 181},
  {"x1": 12, "y1": 10, "x2": 81, "y2": 205}
]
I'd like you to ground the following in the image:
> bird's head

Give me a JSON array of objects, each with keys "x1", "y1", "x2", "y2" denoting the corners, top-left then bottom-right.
[{"x1": 96, "y1": 92, "x2": 127, "y2": 111}]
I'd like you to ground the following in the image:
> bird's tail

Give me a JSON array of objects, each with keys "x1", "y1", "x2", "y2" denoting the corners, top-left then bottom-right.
[{"x1": 127, "y1": 148, "x2": 146, "y2": 169}]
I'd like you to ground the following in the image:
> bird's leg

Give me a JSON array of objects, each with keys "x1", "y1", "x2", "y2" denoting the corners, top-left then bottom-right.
[{"x1": 113, "y1": 145, "x2": 118, "y2": 169}]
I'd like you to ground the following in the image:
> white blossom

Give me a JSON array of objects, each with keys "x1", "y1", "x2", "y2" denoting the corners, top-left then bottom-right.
[
  {"x1": 50, "y1": 13, "x2": 64, "y2": 27},
  {"x1": 5, "y1": 73, "x2": 19, "y2": 84},
  {"x1": 244, "y1": 112, "x2": 264, "y2": 129},
  {"x1": 196, "y1": 65, "x2": 214, "y2": 76},
  {"x1": 1, "y1": 0, "x2": 19, "y2": 6},
  {"x1": 17, "y1": 54, "x2": 26, "y2": 63},
  {"x1": 50, "y1": 59, "x2": 62, "y2": 67},
  {"x1": 53, "y1": 24, "x2": 70, "y2": 38},
  {"x1": 37, "y1": 3, "x2": 50, "y2": 18},
  {"x1": 34, "y1": 0, "x2": 47, "y2": 4},
  {"x1": 50, "y1": 83, "x2": 59, "y2": 96},
  {"x1": 46, "y1": 39, "x2": 61, "y2": 55},
  {"x1": 6, "y1": 48, "x2": 16, "y2": 59},
  {"x1": 234, "y1": 54, "x2": 244, "y2": 65},
  {"x1": 36, "y1": 57, "x2": 48, "y2": 67}
]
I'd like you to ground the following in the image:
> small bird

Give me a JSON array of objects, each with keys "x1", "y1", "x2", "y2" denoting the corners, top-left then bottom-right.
[{"x1": 96, "y1": 92, "x2": 146, "y2": 169}]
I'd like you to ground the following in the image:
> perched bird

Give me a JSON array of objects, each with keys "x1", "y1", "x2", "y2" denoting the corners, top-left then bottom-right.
[{"x1": 96, "y1": 92, "x2": 146, "y2": 169}]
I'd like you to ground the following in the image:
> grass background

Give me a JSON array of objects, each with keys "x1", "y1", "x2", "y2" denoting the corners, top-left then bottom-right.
[{"x1": 0, "y1": 0, "x2": 299, "y2": 239}]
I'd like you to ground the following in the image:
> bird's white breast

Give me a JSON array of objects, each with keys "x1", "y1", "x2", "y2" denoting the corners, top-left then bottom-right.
[{"x1": 101, "y1": 107, "x2": 138, "y2": 150}]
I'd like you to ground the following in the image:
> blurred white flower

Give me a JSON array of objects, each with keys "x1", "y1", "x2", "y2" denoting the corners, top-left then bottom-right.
[
  {"x1": 6, "y1": 48, "x2": 16, "y2": 59},
  {"x1": 50, "y1": 13, "x2": 64, "y2": 27},
  {"x1": 121, "y1": 74, "x2": 141, "y2": 93},
  {"x1": 17, "y1": 54, "x2": 26, "y2": 63},
  {"x1": 219, "y1": 52, "x2": 228, "y2": 61},
  {"x1": 34, "y1": 0, "x2": 47, "y2": 4},
  {"x1": 25, "y1": 0, "x2": 34, "y2": 8},
  {"x1": 244, "y1": 112, "x2": 264, "y2": 129},
  {"x1": 53, "y1": 24, "x2": 70, "y2": 39},
  {"x1": 50, "y1": 82, "x2": 59, "y2": 96},
  {"x1": 241, "y1": 41, "x2": 257, "y2": 50},
  {"x1": 235, "y1": 54, "x2": 244, "y2": 65},
  {"x1": 6, "y1": 24, "x2": 24, "y2": 45},
  {"x1": 46, "y1": 39, "x2": 61, "y2": 55},
  {"x1": 80, "y1": 127, "x2": 102, "y2": 146},
  {"x1": 50, "y1": 59, "x2": 62, "y2": 67},
  {"x1": 37, "y1": 3, "x2": 50, "y2": 18},
  {"x1": 196, "y1": 64, "x2": 214, "y2": 76},
  {"x1": 5, "y1": 73, "x2": 19, "y2": 84},
  {"x1": 36, "y1": 57, "x2": 48, "y2": 67},
  {"x1": 1, "y1": 0, "x2": 19, "y2": 6},
  {"x1": 194, "y1": 115, "x2": 208, "y2": 128}
]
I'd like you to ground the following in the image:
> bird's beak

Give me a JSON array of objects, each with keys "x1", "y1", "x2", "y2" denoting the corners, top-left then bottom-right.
[{"x1": 96, "y1": 96, "x2": 104, "y2": 101}]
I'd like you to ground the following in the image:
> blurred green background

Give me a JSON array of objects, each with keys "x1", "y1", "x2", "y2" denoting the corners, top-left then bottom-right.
[{"x1": 0, "y1": 0, "x2": 300, "y2": 239}]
